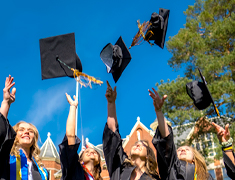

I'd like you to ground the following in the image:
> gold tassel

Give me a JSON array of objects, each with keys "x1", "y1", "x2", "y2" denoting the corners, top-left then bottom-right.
[
  {"x1": 129, "y1": 20, "x2": 153, "y2": 49},
  {"x1": 72, "y1": 68, "x2": 103, "y2": 88}
]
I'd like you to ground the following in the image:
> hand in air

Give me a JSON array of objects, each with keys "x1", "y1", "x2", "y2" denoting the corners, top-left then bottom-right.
[
  {"x1": 212, "y1": 122, "x2": 230, "y2": 143},
  {"x1": 3, "y1": 75, "x2": 16, "y2": 104},
  {"x1": 105, "y1": 81, "x2": 117, "y2": 103},
  {"x1": 148, "y1": 88, "x2": 167, "y2": 112},
  {"x1": 65, "y1": 93, "x2": 78, "y2": 108}
]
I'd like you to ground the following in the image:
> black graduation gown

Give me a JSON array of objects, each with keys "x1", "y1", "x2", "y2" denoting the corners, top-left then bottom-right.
[
  {"x1": 223, "y1": 151, "x2": 235, "y2": 179},
  {"x1": 0, "y1": 113, "x2": 48, "y2": 180},
  {"x1": 152, "y1": 126, "x2": 214, "y2": 180},
  {"x1": 59, "y1": 135, "x2": 87, "y2": 180},
  {"x1": 103, "y1": 123, "x2": 160, "y2": 180},
  {"x1": 0, "y1": 113, "x2": 16, "y2": 180}
]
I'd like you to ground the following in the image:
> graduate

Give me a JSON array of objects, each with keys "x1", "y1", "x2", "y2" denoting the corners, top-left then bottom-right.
[
  {"x1": 102, "y1": 81, "x2": 160, "y2": 180},
  {"x1": 212, "y1": 122, "x2": 235, "y2": 179},
  {"x1": 59, "y1": 93, "x2": 103, "y2": 180},
  {"x1": 149, "y1": 88, "x2": 214, "y2": 180},
  {"x1": 0, "y1": 75, "x2": 48, "y2": 180}
]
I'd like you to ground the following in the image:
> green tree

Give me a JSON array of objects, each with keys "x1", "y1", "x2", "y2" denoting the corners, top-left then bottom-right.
[{"x1": 156, "y1": 0, "x2": 235, "y2": 158}]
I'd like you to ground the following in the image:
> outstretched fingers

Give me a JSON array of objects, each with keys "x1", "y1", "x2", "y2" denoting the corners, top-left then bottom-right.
[
  {"x1": 65, "y1": 93, "x2": 72, "y2": 102},
  {"x1": 212, "y1": 122, "x2": 222, "y2": 133},
  {"x1": 65, "y1": 93, "x2": 78, "y2": 106},
  {"x1": 5, "y1": 75, "x2": 15, "y2": 90},
  {"x1": 106, "y1": 80, "x2": 111, "y2": 88}
]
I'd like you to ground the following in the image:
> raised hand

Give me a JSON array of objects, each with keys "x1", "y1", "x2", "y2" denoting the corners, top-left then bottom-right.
[
  {"x1": 212, "y1": 122, "x2": 230, "y2": 143},
  {"x1": 148, "y1": 88, "x2": 167, "y2": 112},
  {"x1": 65, "y1": 93, "x2": 78, "y2": 108},
  {"x1": 3, "y1": 75, "x2": 16, "y2": 105},
  {"x1": 105, "y1": 81, "x2": 117, "y2": 103}
]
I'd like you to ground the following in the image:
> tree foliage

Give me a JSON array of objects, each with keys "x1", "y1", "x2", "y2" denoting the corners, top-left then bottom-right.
[{"x1": 156, "y1": 0, "x2": 235, "y2": 158}]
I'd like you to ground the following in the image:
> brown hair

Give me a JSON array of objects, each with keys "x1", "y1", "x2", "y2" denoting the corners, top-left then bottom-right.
[
  {"x1": 10, "y1": 121, "x2": 43, "y2": 167},
  {"x1": 189, "y1": 146, "x2": 210, "y2": 180},
  {"x1": 124, "y1": 140, "x2": 159, "y2": 178},
  {"x1": 79, "y1": 148, "x2": 103, "y2": 180}
]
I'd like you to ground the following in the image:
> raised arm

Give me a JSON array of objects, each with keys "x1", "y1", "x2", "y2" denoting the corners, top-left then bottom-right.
[
  {"x1": 105, "y1": 81, "x2": 117, "y2": 132},
  {"x1": 148, "y1": 88, "x2": 169, "y2": 137},
  {"x1": 65, "y1": 93, "x2": 78, "y2": 145},
  {"x1": 212, "y1": 122, "x2": 235, "y2": 164},
  {"x1": 0, "y1": 75, "x2": 16, "y2": 119}
]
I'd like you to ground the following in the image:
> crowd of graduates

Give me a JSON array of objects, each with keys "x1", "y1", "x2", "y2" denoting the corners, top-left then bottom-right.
[{"x1": 0, "y1": 75, "x2": 234, "y2": 180}]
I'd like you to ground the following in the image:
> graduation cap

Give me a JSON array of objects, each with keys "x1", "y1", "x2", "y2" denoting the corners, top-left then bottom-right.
[
  {"x1": 39, "y1": 32, "x2": 82, "y2": 80},
  {"x1": 129, "y1": 8, "x2": 170, "y2": 49},
  {"x1": 40, "y1": 33, "x2": 103, "y2": 87},
  {"x1": 100, "y1": 36, "x2": 132, "y2": 83},
  {"x1": 186, "y1": 68, "x2": 220, "y2": 116}
]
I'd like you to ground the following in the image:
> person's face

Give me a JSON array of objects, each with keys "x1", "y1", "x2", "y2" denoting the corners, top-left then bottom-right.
[
  {"x1": 177, "y1": 146, "x2": 194, "y2": 164},
  {"x1": 130, "y1": 141, "x2": 148, "y2": 158},
  {"x1": 81, "y1": 148, "x2": 99, "y2": 165},
  {"x1": 17, "y1": 123, "x2": 35, "y2": 148}
]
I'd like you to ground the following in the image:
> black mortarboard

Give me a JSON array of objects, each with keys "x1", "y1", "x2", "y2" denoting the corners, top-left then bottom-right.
[
  {"x1": 145, "y1": 8, "x2": 170, "y2": 49},
  {"x1": 39, "y1": 33, "x2": 82, "y2": 80},
  {"x1": 100, "y1": 36, "x2": 132, "y2": 83},
  {"x1": 129, "y1": 8, "x2": 170, "y2": 49},
  {"x1": 186, "y1": 68, "x2": 220, "y2": 116}
]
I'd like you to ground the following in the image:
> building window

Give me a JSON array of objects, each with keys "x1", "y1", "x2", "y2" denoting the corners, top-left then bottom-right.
[
  {"x1": 202, "y1": 143, "x2": 206, "y2": 149},
  {"x1": 206, "y1": 133, "x2": 211, "y2": 140},
  {"x1": 208, "y1": 141, "x2": 212, "y2": 148},
  {"x1": 137, "y1": 131, "x2": 141, "y2": 141}
]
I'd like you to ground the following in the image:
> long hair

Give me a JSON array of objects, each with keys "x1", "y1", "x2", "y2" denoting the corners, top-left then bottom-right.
[
  {"x1": 10, "y1": 121, "x2": 43, "y2": 167},
  {"x1": 189, "y1": 146, "x2": 210, "y2": 180},
  {"x1": 124, "y1": 140, "x2": 159, "y2": 178},
  {"x1": 79, "y1": 148, "x2": 103, "y2": 180}
]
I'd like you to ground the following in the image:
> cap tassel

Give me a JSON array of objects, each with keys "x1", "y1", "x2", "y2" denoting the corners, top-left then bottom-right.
[
  {"x1": 129, "y1": 20, "x2": 153, "y2": 49},
  {"x1": 56, "y1": 58, "x2": 103, "y2": 88},
  {"x1": 72, "y1": 68, "x2": 103, "y2": 88}
]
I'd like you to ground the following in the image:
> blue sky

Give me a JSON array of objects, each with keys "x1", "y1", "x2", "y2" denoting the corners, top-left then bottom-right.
[{"x1": 1, "y1": 0, "x2": 196, "y2": 151}]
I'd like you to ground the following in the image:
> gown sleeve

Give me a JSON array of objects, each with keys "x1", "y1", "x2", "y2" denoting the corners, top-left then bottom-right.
[
  {"x1": 59, "y1": 135, "x2": 85, "y2": 180},
  {"x1": 0, "y1": 113, "x2": 16, "y2": 180},
  {"x1": 103, "y1": 123, "x2": 128, "y2": 180},
  {"x1": 152, "y1": 125, "x2": 185, "y2": 180},
  {"x1": 223, "y1": 150, "x2": 235, "y2": 179}
]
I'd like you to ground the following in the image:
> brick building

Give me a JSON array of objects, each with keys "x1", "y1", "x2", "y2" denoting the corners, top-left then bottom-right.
[{"x1": 40, "y1": 132, "x2": 61, "y2": 180}]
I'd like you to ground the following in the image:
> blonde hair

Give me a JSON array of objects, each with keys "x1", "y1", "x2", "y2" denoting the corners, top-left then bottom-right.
[
  {"x1": 188, "y1": 146, "x2": 210, "y2": 180},
  {"x1": 124, "y1": 140, "x2": 159, "y2": 178},
  {"x1": 10, "y1": 121, "x2": 43, "y2": 167},
  {"x1": 79, "y1": 148, "x2": 103, "y2": 180}
]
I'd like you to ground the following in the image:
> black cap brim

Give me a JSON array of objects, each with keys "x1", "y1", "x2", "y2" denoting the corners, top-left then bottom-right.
[
  {"x1": 112, "y1": 36, "x2": 132, "y2": 83},
  {"x1": 198, "y1": 68, "x2": 219, "y2": 116},
  {"x1": 100, "y1": 43, "x2": 114, "y2": 73},
  {"x1": 186, "y1": 80, "x2": 212, "y2": 110},
  {"x1": 39, "y1": 33, "x2": 82, "y2": 80},
  {"x1": 155, "y1": 8, "x2": 170, "y2": 49}
]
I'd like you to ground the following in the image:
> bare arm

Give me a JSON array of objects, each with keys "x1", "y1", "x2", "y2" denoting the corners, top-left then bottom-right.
[
  {"x1": 105, "y1": 81, "x2": 117, "y2": 132},
  {"x1": 65, "y1": 93, "x2": 78, "y2": 145},
  {"x1": 0, "y1": 75, "x2": 16, "y2": 119},
  {"x1": 149, "y1": 88, "x2": 169, "y2": 138},
  {"x1": 212, "y1": 122, "x2": 235, "y2": 165}
]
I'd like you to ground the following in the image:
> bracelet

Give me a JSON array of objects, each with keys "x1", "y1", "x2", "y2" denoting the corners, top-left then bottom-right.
[
  {"x1": 221, "y1": 137, "x2": 233, "y2": 147},
  {"x1": 222, "y1": 145, "x2": 233, "y2": 152},
  {"x1": 66, "y1": 135, "x2": 75, "y2": 137}
]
